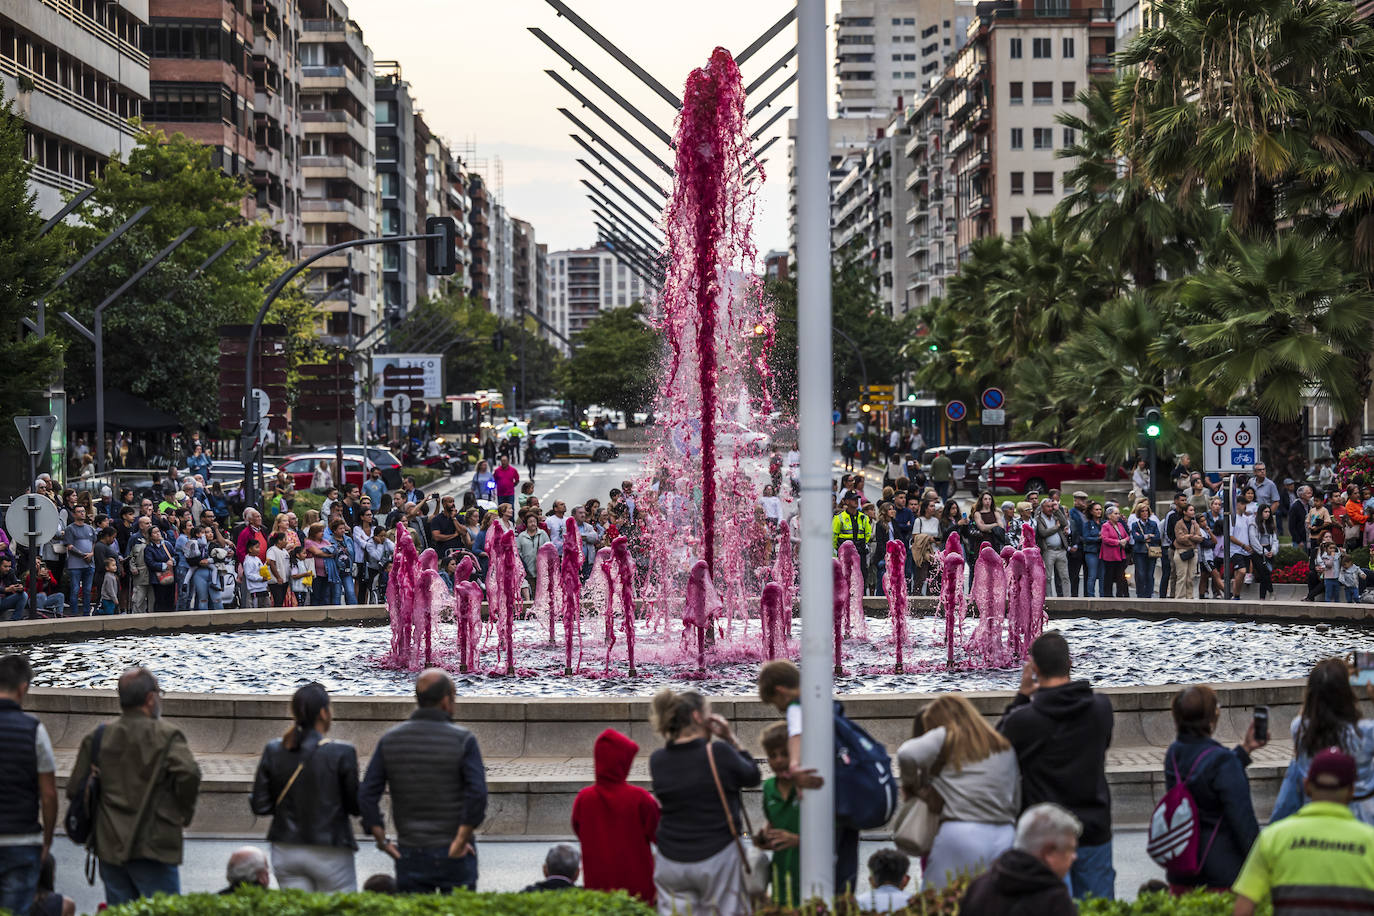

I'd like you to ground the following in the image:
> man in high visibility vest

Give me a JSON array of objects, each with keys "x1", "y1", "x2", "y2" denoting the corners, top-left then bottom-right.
[{"x1": 832, "y1": 489, "x2": 873, "y2": 559}]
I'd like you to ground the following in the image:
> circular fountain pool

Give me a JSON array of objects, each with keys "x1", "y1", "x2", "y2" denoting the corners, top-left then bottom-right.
[{"x1": 10, "y1": 615, "x2": 1367, "y2": 697}]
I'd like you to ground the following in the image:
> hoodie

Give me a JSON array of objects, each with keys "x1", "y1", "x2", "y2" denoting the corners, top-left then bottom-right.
[
  {"x1": 958, "y1": 848, "x2": 1077, "y2": 916},
  {"x1": 997, "y1": 681, "x2": 1114, "y2": 846},
  {"x1": 571, "y1": 728, "x2": 660, "y2": 904}
]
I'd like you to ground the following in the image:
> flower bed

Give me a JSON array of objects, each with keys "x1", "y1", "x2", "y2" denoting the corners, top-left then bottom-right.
[{"x1": 1271, "y1": 560, "x2": 1309, "y2": 583}]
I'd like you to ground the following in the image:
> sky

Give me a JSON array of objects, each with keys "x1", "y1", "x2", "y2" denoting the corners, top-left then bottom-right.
[{"x1": 344, "y1": 0, "x2": 839, "y2": 256}]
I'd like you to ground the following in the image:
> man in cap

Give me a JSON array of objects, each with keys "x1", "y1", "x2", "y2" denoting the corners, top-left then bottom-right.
[
  {"x1": 1067, "y1": 492, "x2": 1090, "y2": 596},
  {"x1": 1233, "y1": 747, "x2": 1374, "y2": 915},
  {"x1": 832, "y1": 489, "x2": 873, "y2": 566}
]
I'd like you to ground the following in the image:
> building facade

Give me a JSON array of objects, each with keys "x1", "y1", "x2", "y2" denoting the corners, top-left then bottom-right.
[
  {"x1": 2, "y1": 0, "x2": 150, "y2": 215},
  {"x1": 545, "y1": 245, "x2": 650, "y2": 353},
  {"x1": 834, "y1": 0, "x2": 971, "y2": 118},
  {"x1": 904, "y1": 72, "x2": 958, "y2": 309},
  {"x1": 251, "y1": 0, "x2": 303, "y2": 254},
  {"x1": 831, "y1": 116, "x2": 915, "y2": 316},
  {"x1": 374, "y1": 59, "x2": 416, "y2": 320},
  {"x1": 467, "y1": 171, "x2": 490, "y2": 307}
]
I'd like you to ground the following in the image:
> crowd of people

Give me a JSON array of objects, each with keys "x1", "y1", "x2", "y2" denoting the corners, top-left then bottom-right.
[{"x1": 1, "y1": 645, "x2": 1372, "y2": 915}]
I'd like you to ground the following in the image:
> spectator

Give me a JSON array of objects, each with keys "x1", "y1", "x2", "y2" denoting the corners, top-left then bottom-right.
[
  {"x1": 30, "y1": 853, "x2": 74, "y2": 916},
  {"x1": 143, "y1": 528, "x2": 175, "y2": 612},
  {"x1": 959, "y1": 803, "x2": 1080, "y2": 916},
  {"x1": 26, "y1": 560, "x2": 64, "y2": 618},
  {"x1": 756, "y1": 722, "x2": 800, "y2": 908},
  {"x1": 493, "y1": 456, "x2": 520, "y2": 507},
  {"x1": 1081, "y1": 502, "x2": 1104, "y2": 597},
  {"x1": 1034, "y1": 498, "x2": 1070, "y2": 598},
  {"x1": 0, "y1": 656, "x2": 56, "y2": 916},
  {"x1": 359, "y1": 669, "x2": 488, "y2": 893},
  {"x1": 250, "y1": 683, "x2": 360, "y2": 892},
  {"x1": 67, "y1": 667, "x2": 201, "y2": 906},
  {"x1": 997, "y1": 632, "x2": 1115, "y2": 901},
  {"x1": 62, "y1": 505, "x2": 96, "y2": 616},
  {"x1": 649, "y1": 688, "x2": 761, "y2": 916},
  {"x1": 1233, "y1": 748, "x2": 1374, "y2": 916},
  {"x1": 522, "y1": 844, "x2": 580, "y2": 892},
  {"x1": 362, "y1": 873, "x2": 396, "y2": 894},
  {"x1": 98, "y1": 557, "x2": 119, "y2": 615},
  {"x1": 1099, "y1": 505, "x2": 1130, "y2": 598},
  {"x1": 571, "y1": 728, "x2": 659, "y2": 904},
  {"x1": 1169, "y1": 503, "x2": 1202, "y2": 600},
  {"x1": 898, "y1": 694, "x2": 1020, "y2": 890},
  {"x1": 0, "y1": 556, "x2": 29, "y2": 621},
  {"x1": 1289, "y1": 485, "x2": 1313, "y2": 545},
  {"x1": 1161, "y1": 685, "x2": 1264, "y2": 892},
  {"x1": 219, "y1": 846, "x2": 270, "y2": 894},
  {"x1": 1272, "y1": 658, "x2": 1374, "y2": 825},
  {"x1": 853, "y1": 849, "x2": 911, "y2": 913},
  {"x1": 235, "y1": 509, "x2": 268, "y2": 566},
  {"x1": 1128, "y1": 499, "x2": 1161, "y2": 599}
]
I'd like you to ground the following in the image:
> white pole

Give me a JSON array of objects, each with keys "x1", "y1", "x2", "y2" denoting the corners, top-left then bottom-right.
[{"x1": 797, "y1": 0, "x2": 835, "y2": 902}]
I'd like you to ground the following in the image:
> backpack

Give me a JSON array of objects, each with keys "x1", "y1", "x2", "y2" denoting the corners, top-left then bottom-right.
[
  {"x1": 1147, "y1": 746, "x2": 1221, "y2": 874},
  {"x1": 65, "y1": 724, "x2": 105, "y2": 846},
  {"x1": 833, "y1": 702, "x2": 899, "y2": 830}
]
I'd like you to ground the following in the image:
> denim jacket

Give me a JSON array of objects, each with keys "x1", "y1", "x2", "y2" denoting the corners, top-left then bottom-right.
[
  {"x1": 1272, "y1": 718, "x2": 1374, "y2": 826},
  {"x1": 1081, "y1": 519, "x2": 1103, "y2": 555},
  {"x1": 1129, "y1": 517, "x2": 1160, "y2": 554}
]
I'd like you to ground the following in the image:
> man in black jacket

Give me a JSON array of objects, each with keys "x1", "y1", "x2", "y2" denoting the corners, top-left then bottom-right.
[
  {"x1": 960, "y1": 803, "x2": 1081, "y2": 916},
  {"x1": 998, "y1": 632, "x2": 1115, "y2": 901},
  {"x1": 359, "y1": 669, "x2": 488, "y2": 893},
  {"x1": 522, "y1": 844, "x2": 580, "y2": 892}
]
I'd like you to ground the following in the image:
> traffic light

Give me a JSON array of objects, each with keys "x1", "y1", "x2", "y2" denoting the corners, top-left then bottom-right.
[
  {"x1": 928, "y1": 343, "x2": 938, "y2": 352},
  {"x1": 753, "y1": 323, "x2": 766, "y2": 336},
  {"x1": 425, "y1": 216, "x2": 457, "y2": 276},
  {"x1": 861, "y1": 403, "x2": 872, "y2": 413},
  {"x1": 1142, "y1": 407, "x2": 1162, "y2": 439},
  {"x1": 492, "y1": 329, "x2": 504, "y2": 352},
  {"x1": 907, "y1": 392, "x2": 917, "y2": 402}
]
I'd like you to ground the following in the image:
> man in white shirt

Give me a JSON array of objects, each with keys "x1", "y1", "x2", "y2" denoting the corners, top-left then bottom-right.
[
  {"x1": 853, "y1": 849, "x2": 912, "y2": 913},
  {"x1": 546, "y1": 501, "x2": 567, "y2": 551},
  {"x1": 1228, "y1": 493, "x2": 1254, "y2": 598}
]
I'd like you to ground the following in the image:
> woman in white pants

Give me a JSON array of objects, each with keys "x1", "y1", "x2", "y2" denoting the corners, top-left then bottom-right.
[
  {"x1": 250, "y1": 683, "x2": 361, "y2": 892},
  {"x1": 649, "y1": 689, "x2": 762, "y2": 916},
  {"x1": 898, "y1": 694, "x2": 1021, "y2": 890}
]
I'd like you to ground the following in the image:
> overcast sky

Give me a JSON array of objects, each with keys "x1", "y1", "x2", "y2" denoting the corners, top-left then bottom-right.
[{"x1": 345, "y1": 0, "x2": 839, "y2": 256}]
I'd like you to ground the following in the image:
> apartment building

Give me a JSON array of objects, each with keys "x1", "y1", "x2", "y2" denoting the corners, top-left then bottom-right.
[
  {"x1": 1, "y1": 0, "x2": 149, "y2": 216},
  {"x1": 904, "y1": 72, "x2": 958, "y2": 309},
  {"x1": 834, "y1": 0, "x2": 971, "y2": 118},
  {"x1": 947, "y1": 0, "x2": 1113, "y2": 253},
  {"x1": 374, "y1": 60, "x2": 416, "y2": 320},
  {"x1": 831, "y1": 116, "x2": 915, "y2": 316},
  {"x1": 546, "y1": 246, "x2": 650, "y2": 352},
  {"x1": 512, "y1": 217, "x2": 537, "y2": 321},
  {"x1": 251, "y1": 0, "x2": 302, "y2": 254},
  {"x1": 415, "y1": 119, "x2": 471, "y2": 300},
  {"x1": 468, "y1": 171, "x2": 490, "y2": 307},
  {"x1": 785, "y1": 114, "x2": 887, "y2": 260},
  {"x1": 298, "y1": 0, "x2": 377, "y2": 343},
  {"x1": 491, "y1": 202, "x2": 514, "y2": 320}
]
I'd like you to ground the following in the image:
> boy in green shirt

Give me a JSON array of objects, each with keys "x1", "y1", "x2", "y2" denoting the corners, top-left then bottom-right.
[{"x1": 759, "y1": 721, "x2": 800, "y2": 907}]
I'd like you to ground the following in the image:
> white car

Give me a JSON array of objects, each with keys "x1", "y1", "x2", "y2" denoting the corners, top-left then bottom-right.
[
  {"x1": 531, "y1": 428, "x2": 620, "y2": 463},
  {"x1": 716, "y1": 421, "x2": 771, "y2": 456}
]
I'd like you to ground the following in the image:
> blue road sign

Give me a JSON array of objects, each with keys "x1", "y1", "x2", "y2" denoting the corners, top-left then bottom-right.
[
  {"x1": 945, "y1": 400, "x2": 967, "y2": 422},
  {"x1": 1230, "y1": 448, "x2": 1255, "y2": 466},
  {"x1": 981, "y1": 387, "x2": 1005, "y2": 410},
  {"x1": 832, "y1": 409, "x2": 842, "y2": 424}
]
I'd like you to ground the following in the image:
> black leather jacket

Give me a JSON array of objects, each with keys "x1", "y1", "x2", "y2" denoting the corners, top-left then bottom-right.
[{"x1": 250, "y1": 731, "x2": 360, "y2": 849}]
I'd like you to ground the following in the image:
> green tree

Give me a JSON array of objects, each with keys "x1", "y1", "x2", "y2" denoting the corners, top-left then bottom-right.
[
  {"x1": 558, "y1": 304, "x2": 659, "y2": 419},
  {"x1": 50, "y1": 128, "x2": 315, "y2": 432},
  {"x1": 0, "y1": 81, "x2": 63, "y2": 420}
]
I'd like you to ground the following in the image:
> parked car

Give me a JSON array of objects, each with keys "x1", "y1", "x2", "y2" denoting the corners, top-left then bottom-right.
[
  {"x1": 331, "y1": 445, "x2": 404, "y2": 489},
  {"x1": 961, "y1": 441, "x2": 1051, "y2": 493},
  {"x1": 530, "y1": 428, "x2": 619, "y2": 463},
  {"x1": 921, "y1": 445, "x2": 976, "y2": 484},
  {"x1": 276, "y1": 452, "x2": 370, "y2": 492},
  {"x1": 977, "y1": 448, "x2": 1109, "y2": 494}
]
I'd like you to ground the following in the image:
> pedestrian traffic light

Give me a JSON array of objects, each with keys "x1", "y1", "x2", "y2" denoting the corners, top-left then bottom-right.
[
  {"x1": 425, "y1": 216, "x2": 457, "y2": 276},
  {"x1": 1142, "y1": 407, "x2": 1163, "y2": 439},
  {"x1": 928, "y1": 343, "x2": 938, "y2": 351}
]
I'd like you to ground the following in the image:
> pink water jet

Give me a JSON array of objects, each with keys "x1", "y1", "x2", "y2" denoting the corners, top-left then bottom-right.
[
  {"x1": 832, "y1": 558, "x2": 846, "y2": 674},
  {"x1": 967, "y1": 544, "x2": 1009, "y2": 667},
  {"x1": 559, "y1": 517, "x2": 583, "y2": 675},
  {"x1": 884, "y1": 541, "x2": 909, "y2": 673},
  {"x1": 595, "y1": 547, "x2": 617, "y2": 670},
  {"x1": 386, "y1": 522, "x2": 420, "y2": 666},
  {"x1": 760, "y1": 581, "x2": 784, "y2": 660},
  {"x1": 1021, "y1": 522, "x2": 1047, "y2": 638},
  {"x1": 837, "y1": 540, "x2": 864, "y2": 639},
  {"x1": 455, "y1": 581, "x2": 481, "y2": 672},
  {"x1": 939, "y1": 532, "x2": 967, "y2": 666},
  {"x1": 533, "y1": 542, "x2": 558, "y2": 643},
  {"x1": 1008, "y1": 550, "x2": 1031, "y2": 657},
  {"x1": 684, "y1": 560, "x2": 722, "y2": 673},
  {"x1": 612, "y1": 536, "x2": 637, "y2": 675},
  {"x1": 773, "y1": 519, "x2": 796, "y2": 636}
]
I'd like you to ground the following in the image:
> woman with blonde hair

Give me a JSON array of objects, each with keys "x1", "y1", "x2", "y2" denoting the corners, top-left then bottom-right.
[
  {"x1": 898, "y1": 694, "x2": 1020, "y2": 890},
  {"x1": 1128, "y1": 498, "x2": 1161, "y2": 598}
]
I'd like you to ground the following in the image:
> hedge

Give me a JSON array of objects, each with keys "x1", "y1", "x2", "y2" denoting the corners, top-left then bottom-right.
[
  {"x1": 1081, "y1": 890, "x2": 1272, "y2": 915},
  {"x1": 101, "y1": 887, "x2": 654, "y2": 916}
]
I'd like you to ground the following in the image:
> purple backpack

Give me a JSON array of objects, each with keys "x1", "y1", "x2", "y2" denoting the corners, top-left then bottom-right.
[{"x1": 1147, "y1": 747, "x2": 1222, "y2": 874}]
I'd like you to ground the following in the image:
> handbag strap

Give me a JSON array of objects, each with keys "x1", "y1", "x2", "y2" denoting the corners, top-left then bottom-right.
[
  {"x1": 704, "y1": 740, "x2": 752, "y2": 874},
  {"x1": 274, "y1": 737, "x2": 331, "y2": 808}
]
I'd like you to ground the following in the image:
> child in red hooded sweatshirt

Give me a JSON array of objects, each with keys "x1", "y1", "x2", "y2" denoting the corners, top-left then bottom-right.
[{"x1": 572, "y1": 727, "x2": 660, "y2": 903}]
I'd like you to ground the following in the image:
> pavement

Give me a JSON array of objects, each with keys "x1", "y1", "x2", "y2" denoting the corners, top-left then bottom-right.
[{"x1": 50, "y1": 830, "x2": 1160, "y2": 914}]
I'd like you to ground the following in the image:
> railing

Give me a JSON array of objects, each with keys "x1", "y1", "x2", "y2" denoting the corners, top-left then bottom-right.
[
  {"x1": 303, "y1": 65, "x2": 346, "y2": 78},
  {"x1": 301, "y1": 109, "x2": 346, "y2": 121},
  {"x1": 38, "y1": 0, "x2": 148, "y2": 66},
  {"x1": 28, "y1": 162, "x2": 90, "y2": 194},
  {"x1": 0, "y1": 57, "x2": 139, "y2": 140},
  {"x1": 303, "y1": 19, "x2": 345, "y2": 30}
]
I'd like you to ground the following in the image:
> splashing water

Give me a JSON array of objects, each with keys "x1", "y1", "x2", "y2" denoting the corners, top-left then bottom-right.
[{"x1": 884, "y1": 541, "x2": 909, "y2": 673}]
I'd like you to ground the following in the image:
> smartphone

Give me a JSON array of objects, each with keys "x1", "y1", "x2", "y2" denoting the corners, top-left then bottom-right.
[
  {"x1": 1253, "y1": 706, "x2": 1269, "y2": 744},
  {"x1": 1353, "y1": 651, "x2": 1374, "y2": 687}
]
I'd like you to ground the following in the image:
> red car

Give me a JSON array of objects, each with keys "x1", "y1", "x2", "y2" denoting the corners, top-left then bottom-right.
[
  {"x1": 977, "y1": 448, "x2": 1108, "y2": 494},
  {"x1": 276, "y1": 452, "x2": 369, "y2": 492}
]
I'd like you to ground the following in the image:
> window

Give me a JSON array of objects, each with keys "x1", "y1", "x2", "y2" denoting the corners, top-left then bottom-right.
[
  {"x1": 893, "y1": 71, "x2": 902, "y2": 78},
  {"x1": 1011, "y1": 216, "x2": 1025, "y2": 235},
  {"x1": 1010, "y1": 128, "x2": 1023, "y2": 150},
  {"x1": 375, "y1": 99, "x2": 395, "y2": 124},
  {"x1": 904, "y1": 71, "x2": 916, "y2": 78},
  {"x1": 1033, "y1": 127, "x2": 1053, "y2": 149},
  {"x1": 382, "y1": 208, "x2": 400, "y2": 233},
  {"x1": 1062, "y1": 80, "x2": 1076, "y2": 102},
  {"x1": 1032, "y1": 37, "x2": 1051, "y2": 58},
  {"x1": 1010, "y1": 172, "x2": 1024, "y2": 194},
  {"x1": 1063, "y1": 127, "x2": 1076, "y2": 147},
  {"x1": 904, "y1": 53, "x2": 917, "y2": 60},
  {"x1": 1033, "y1": 171, "x2": 1054, "y2": 194},
  {"x1": 1063, "y1": 36, "x2": 1075, "y2": 57},
  {"x1": 892, "y1": 17, "x2": 902, "y2": 24},
  {"x1": 1009, "y1": 37, "x2": 1022, "y2": 58},
  {"x1": 903, "y1": 17, "x2": 915, "y2": 24},
  {"x1": 145, "y1": 83, "x2": 234, "y2": 124},
  {"x1": 893, "y1": 53, "x2": 902, "y2": 61},
  {"x1": 379, "y1": 172, "x2": 398, "y2": 197},
  {"x1": 1032, "y1": 81, "x2": 1053, "y2": 104},
  {"x1": 376, "y1": 136, "x2": 396, "y2": 160},
  {"x1": 903, "y1": 35, "x2": 916, "y2": 42},
  {"x1": 1009, "y1": 82, "x2": 1024, "y2": 105}
]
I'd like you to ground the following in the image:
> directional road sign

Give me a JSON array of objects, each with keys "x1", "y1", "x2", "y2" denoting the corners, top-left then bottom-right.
[
  {"x1": 981, "y1": 387, "x2": 1005, "y2": 410},
  {"x1": 1203, "y1": 416, "x2": 1261, "y2": 473},
  {"x1": 945, "y1": 400, "x2": 967, "y2": 423},
  {"x1": 982, "y1": 408, "x2": 1006, "y2": 427},
  {"x1": 6, "y1": 494, "x2": 58, "y2": 545}
]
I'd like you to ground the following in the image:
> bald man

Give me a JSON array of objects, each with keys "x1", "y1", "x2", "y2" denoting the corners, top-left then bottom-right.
[{"x1": 359, "y1": 669, "x2": 488, "y2": 893}]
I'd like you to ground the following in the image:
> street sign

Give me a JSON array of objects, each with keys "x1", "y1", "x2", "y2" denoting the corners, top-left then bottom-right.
[
  {"x1": 866, "y1": 393, "x2": 895, "y2": 405},
  {"x1": 391, "y1": 393, "x2": 413, "y2": 414},
  {"x1": 832, "y1": 409, "x2": 842, "y2": 425},
  {"x1": 1203, "y1": 416, "x2": 1261, "y2": 473},
  {"x1": 981, "y1": 387, "x2": 1005, "y2": 410},
  {"x1": 13, "y1": 416, "x2": 57, "y2": 457},
  {"x1": 356, "y1": 402, "x2": 377, "y2": 427},
  {"x1": 945, "y1": 400, "x2": 967, "y2": 422},
  {"x1": 6, "y1": 494, "x2": 58, "y2": 544},
  {"x1": 982, "y1": 408, "x2": 1006, "y2": 426},
  {"x1": 245, "y1": 388, "x2": 270, "y2": 419},
  {"x1": 862, "y1": 384, "x2": 895, "y2": 394}
]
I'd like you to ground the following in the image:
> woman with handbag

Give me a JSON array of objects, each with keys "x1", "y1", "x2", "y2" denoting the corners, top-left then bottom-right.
[
  {"x1": 1128, "y1": 500, "x2": 1161, "y2": 598},
  {"x1": 250, "y1": 682, "x2": 361, "y2": 892},
  {"x1": 1099, "y1": 506, "x2": 1131, "y2": 598},
  {"x1": 649, "y1": 688, "x2": 762, "y2": 916},
  {"x1": 144, "y1": 527, "x2": 176, "y2": 611},
  {"x1": 1250, "y1": 504, "x2": 1278, "y2": 600},
  {"x1": 896, "y1": 694, "x2": 1020, "y2": 891}
]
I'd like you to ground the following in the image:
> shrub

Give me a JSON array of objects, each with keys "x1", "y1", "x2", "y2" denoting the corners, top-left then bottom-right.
[
  {"x1": 1273, "y1": 544, "x2": 1308, "y2": 568},
  {"x1": 1080, "y1": 889, "x2": 1272, "y2": 915},
  {"x1": 102, "y1": 887, "x2": 655, "y2": 916},
  {"x1": 1271, "y1": 561, "x2": 1309, "y2": 583},
  {"x1": 1336, "y1": 447, "x2": 1374, "y2": 490}
]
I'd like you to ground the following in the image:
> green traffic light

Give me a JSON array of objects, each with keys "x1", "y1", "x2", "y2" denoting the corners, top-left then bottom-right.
[
  {"x1": 1145, "y1": 422, "x2": 1161, "y2": 438},
  {"x1": 907, "y1": 393, "x2": 916, "y2": 402},
  {"x1": 928, "y1": 344, "x2": 938, "y2": 351}
]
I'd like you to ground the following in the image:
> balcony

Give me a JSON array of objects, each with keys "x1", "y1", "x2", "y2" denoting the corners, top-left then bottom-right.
[
  {"x1": 966, "y1": 193, "x2": 992, "y2": 215},
  {"x1": 905, "y1": 132, "x2": 927, "y2": 158},
  {"x1": 1089, "y1": 54, "x2": 1115, "y2": 73},
  {"x1": 904, "y1": 166, "x2": 929, "y2": 192},
  {"x1": 948, "y1": 128, "x2": 974, "y2": 154},
  {"x1": 961, "y1": 150, "x2": 991, "y2": 174},
  {"x1": 301, "y1": 109, "x2": 370, "y2": 148},
  {"x1": 302, "y1": 64, "x2": 370, "y2": 108},
  {"x1": 905, "y1": 202, "x2": 930, "y2": 224},
  {"x1": 301, "y1": 153, "x2": 370, "y2": 190},
  {"x1": 301, "y1": 198, "x2": 369, "y2": 232}
]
